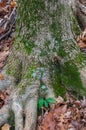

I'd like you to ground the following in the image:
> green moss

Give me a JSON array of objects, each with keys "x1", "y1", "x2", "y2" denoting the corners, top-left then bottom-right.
[
  {"x1": 6, "y1": 69, "x2": 11, "y2": 75},
  {"x1": 16, "y1": 0, "x2": 46, "y2": 55},
  {"x1": 50, "y1": 63, "x2": 66, "y2": 97},
  {"x1": 71, "y1": 15, "x2": 81, "y2": 36},
  {"x1": 7, "y1": 109, "x2": 15, "y2": 130},
  {"x1": 14, "y1": 61, "x2": 22, "y2": 85},
  {"x1": 23, "y1": 61, "x2": 37, "y2": 80},
  {"x1": 6, "y1": 57, "x2": 19, "y2": 76},
  {"x1": 14, "y1": 33, "x2": 36, "y2": 55},
  {"x1": 40, "y1": 50, "x2": 47, "y2": 57},
  {"x1": 74, "y1": 51, "x2": 85, "y2": 66},
  {"x1": 6, "y1": 56, "x2": 22, "y2": 85},
  {"x1": 17, "y1": 0, "x2": 45, "y2": 43},
  {"x1": 49, "y1": 4, "x2": 65, "y2": 57},
  {"x1": 12, "y1": 0, "x2": 85, "y2": 98},
  {"x1": 22, "y1": 38, "x2": 36, "y2": 55},
  {"x1": 44, "y1": 40, "x2": 51, "y2": 47},
  {"x1": 49, "y1": 3, "x2": 86, "y2": 96},
  {"x1": 18, "y1": 84, "x2": 26, "y2": 94},
  {"x1": 53, "y1": 77, "x2": 66, "y2": 97},
  {"x1": 39, "y1": 40, "x2": 51, "y2": 57},
  {"x1": 61, "y1": 61, "x2": 84, "y2": 90},
  {"x1": 50, "y1": 59, "x2": 86, "y2": 97}
]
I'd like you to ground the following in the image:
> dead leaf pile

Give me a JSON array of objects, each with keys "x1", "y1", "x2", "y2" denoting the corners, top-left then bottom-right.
[
  {"x1": 0, "y1": 88, "x2": 11, "y2": 109},
  {"x1": 0, "y1": 0, "x2": 17, "y2": 70},
  {"x1": 38, "y1": 95, "x2": 86, "y2": 130}
]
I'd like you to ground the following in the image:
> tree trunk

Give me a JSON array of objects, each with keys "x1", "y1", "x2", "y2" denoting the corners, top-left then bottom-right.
[
  {"x1": 77, "y1": 0, "x2": 86, "y2": 29},
  {"x1": 0, "y1": 0, "x2": 86, "y2": 130}
]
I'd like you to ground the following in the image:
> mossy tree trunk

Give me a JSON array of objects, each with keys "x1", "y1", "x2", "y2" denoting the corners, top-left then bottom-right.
[{"x1": 0, "y1": 0, "x2": 86, "y2": 130}]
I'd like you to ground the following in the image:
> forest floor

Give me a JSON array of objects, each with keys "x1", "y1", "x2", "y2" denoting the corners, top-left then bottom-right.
[{"x1": 0, "y1": 0, "x2": 86, "y2": 130}]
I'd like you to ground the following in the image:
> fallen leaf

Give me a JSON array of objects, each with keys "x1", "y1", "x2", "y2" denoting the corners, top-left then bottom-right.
[
  {"x1": 0, "y1": 93, "x2": 5, "y2": 100},
  {"x1": 0, "y1": 27, "x2": 4, "y2": 35},
  {"x1": 59, "y1": 114, "x2": 65, "y2": 123},
  {"x1": 81, "y1": 126, "x2": 86, "y2": 130},
  {"x1": 56, "y1": 96, "x2": 64, "y2": 104},
  {"x1": 1, "y1": 124, "x2": 10, "y2": 130},
  {"x1": 4, "y1": 47, "x2": 9, "y2": 51},
  {"x1": 10, "y1": 1, "x2": 17, "y2": 8},
  {"x1": 0, "y1": 74, "x2": 4, "y2": 80},
  {"x1": 38, "y1": 95, "x2": 86, "y2": 130},
  {"x1": 0, "y1": 2, "x2": 6, "y2": 8},
  {"x1": 78, "y1": 40, "x2": 86, "y2": 49}
]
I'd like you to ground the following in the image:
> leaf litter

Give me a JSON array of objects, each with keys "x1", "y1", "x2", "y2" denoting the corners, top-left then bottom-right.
[
  {"x1": 38, "y1": 94, "x2": 86, "y2": 130},
  {"x1": 0, "y1": 0, "x2": 17, "y2": 128},
  {"x1": 0, "y1": 0, "x2": 17, "y2": 70}
]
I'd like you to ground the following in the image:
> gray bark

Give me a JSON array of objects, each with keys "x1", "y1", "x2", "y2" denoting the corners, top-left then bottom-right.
[{"x1": 77, "y1": 0, "x2": 86, "y2": 29}]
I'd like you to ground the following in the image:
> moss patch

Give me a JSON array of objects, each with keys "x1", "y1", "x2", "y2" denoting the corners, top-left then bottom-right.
[
  {"x1": 49, "y1": 2, "x2": 85, "y2": 96},
  {"x1": 50, "y1": 63, "x2": 66, "y2": 97},
  {"x1": 22, "y1": 39, "x2": 36, "y2": 55},
  {"x1": 44, "y1": 40, "x2": 51, "y2": 47},
  {"x1": 7, "y1": 109, "x2": 15, "y2": 130},
  {"x1": 71, "y1": 15, "x2": 81, "y2": 36},
  {"x1": 61, "y1": 61, "x2": 84, "y2": 90},
  {"x1": 6, "y1": 56, "x2": 22, "y2": 85}
]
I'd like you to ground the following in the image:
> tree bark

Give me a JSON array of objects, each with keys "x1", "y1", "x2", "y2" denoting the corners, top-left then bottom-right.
[{"x1": 77, "y1": 0, "x2": 86, "y2": 29}]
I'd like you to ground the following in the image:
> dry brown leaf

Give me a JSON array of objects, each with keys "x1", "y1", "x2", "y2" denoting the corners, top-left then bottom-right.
[
  {"x1": 0, "y1": 91, "x2": 6, "y2": 100},
  {"x1": 0, "y1": 51, "x2": 9, "y2": 62},
  {"x1": 0, "y1": 74, "x2": 4, "y2": 80},
  {"x1": 77, "y1": 28, "x2": 86, "y2": 42},
  {"x1": 0, "y1": 88, "x2": 11, "y2": 108},
  {"x1": 0, "y1": 2, "x2": 6, "y2": 8},
  {"x1": 59, "y1": 114, "x2": 66, "y2": 123},
  {"x1": 1, "y1": 124, "x2": 10, "y2": 130},
  {"x1": 10, "y1": 1, "x2": 17, "y2": 8},
  {"x1": 78, "y1": 40, "x2": 86, "y2": 49},
  {"x1": 4, "y1": 47, "x2": 9, "y2": 51},
  {"x1": 81, "y1": 126, "x2": 86, "y2": 130},
  {"x1": 0, "y1": 27, "x2": 4, "y2": 35},
  {"x1": 77, "y1": 28, "x2": 86, "y2": 50},
  {"x1": 38, "y1": 94, "x2": 86, "y2": 130},
  {"x1": 56, "y1": 96, "x2": 64, "y2": 104}
]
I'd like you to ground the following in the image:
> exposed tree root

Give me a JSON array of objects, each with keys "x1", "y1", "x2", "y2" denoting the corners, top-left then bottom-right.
[
  {"x1": 0, "y1": 105, "x2": 9, "y2": 126},
  {"x1": 11, "y1": 90, "x2": 23, "y2": 130},
  {"x1": 23, "y1": 81, "x2": 40, "y2": 130}
]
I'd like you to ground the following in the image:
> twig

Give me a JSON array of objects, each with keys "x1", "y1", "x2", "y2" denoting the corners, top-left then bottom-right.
[
  {"x1": 0, "y1": 18, "x2": 16, "y2": 42},
  {"x1": 3, "y1": 7, "x2": 16, "y2": 30}
]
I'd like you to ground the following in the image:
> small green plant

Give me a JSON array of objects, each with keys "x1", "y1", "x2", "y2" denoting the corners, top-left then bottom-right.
[{"x1": 38, "y1": 97, "x2": 56, "y2": 111}]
